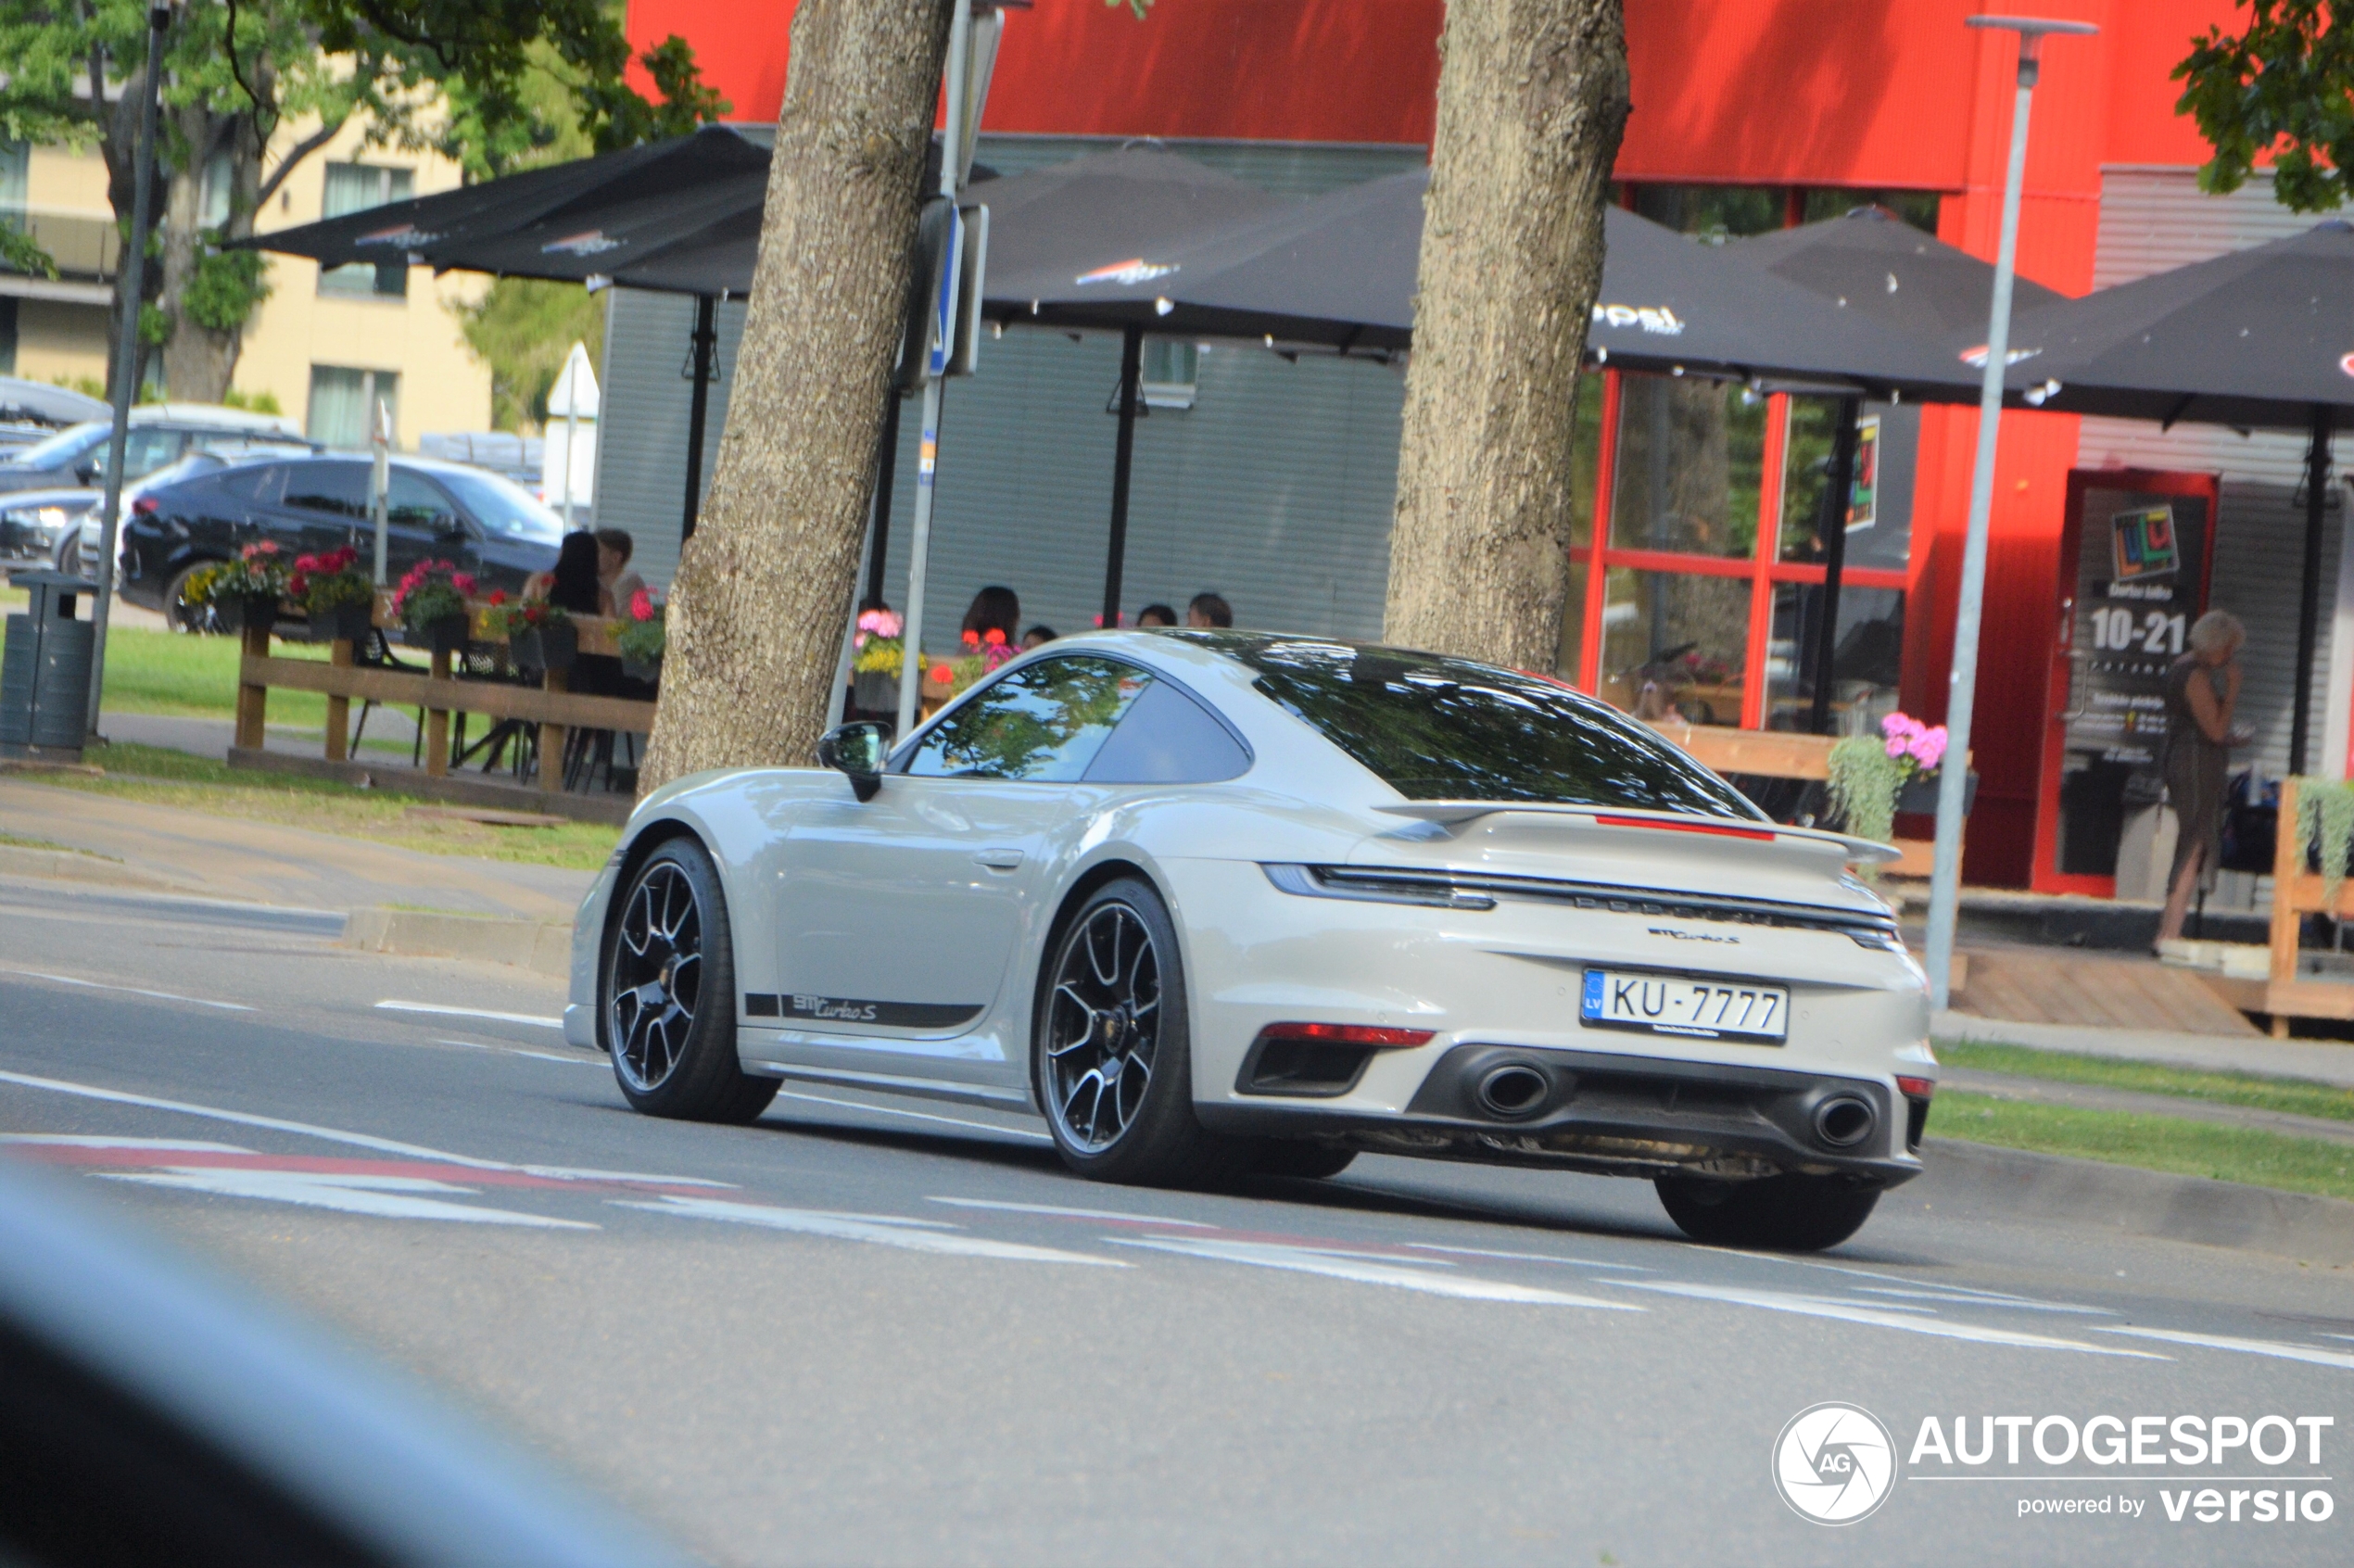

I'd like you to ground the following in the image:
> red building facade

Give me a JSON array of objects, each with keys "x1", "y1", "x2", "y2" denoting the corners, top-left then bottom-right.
[{"x1": 627, "y1": 0, "x2": 2250, "y2": 887}]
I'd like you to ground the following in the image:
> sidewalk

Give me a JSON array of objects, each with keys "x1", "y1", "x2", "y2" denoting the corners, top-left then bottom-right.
[{"x1": 0, "y1": 777, "x2": 590, "y2": 921}]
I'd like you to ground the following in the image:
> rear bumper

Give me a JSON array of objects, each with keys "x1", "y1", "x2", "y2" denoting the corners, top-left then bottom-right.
[{"x1": 1197, "y1": 1044, "x2": 1925, "y2": 1185}]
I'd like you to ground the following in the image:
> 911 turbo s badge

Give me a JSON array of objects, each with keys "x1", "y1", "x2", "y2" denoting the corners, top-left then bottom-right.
[
  {"x1": 1648, "y1": 926, "x2": 1740, "y2": 944},
  {"x1": 743, "y1": 993, "x2": 981, "y2": 1030}
]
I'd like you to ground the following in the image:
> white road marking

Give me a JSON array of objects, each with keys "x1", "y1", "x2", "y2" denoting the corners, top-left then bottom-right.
[
  {"x1": 0, "y1": 1133, "x2": 252, "y2": 1152},
  {"x1": 1614, "y1": 1280, "x2": 2164, "y2": 1356},
  {"x1": 617, "y1": 1195, "x2": 1123, "y2": 1264},
  {"x1": 376, "y1": 1001, "x2": 563, "y2": 1029},
  {"x1": 1, "y1": 965, "x2": 252, "y2": 1011},
  {"x1": 775, "y1": 1089, "x2": 1054, "y2": 1144},
  {"x1": 437, "y1": 1038, "x2": 595, "y2": 1066},
  {"x1": 2330, "y1": 1334, "x2": 2354, "y2": 1345},
  {"x1": 1404, "y1": 1241, "x2": 1653, "y2": 1271},
  {"x1": 1114, "y1": 1235, "x2": 1644, "y2": 1308},
  {"x1": 102, "y1": 1167, "x2": 597, "y2": 1228},
  {"x1": 2095, "y1": 1325, "x2": 2354, "y2": 1370},
  {"x1": 927, "y1": 1196, "x2": 1214, "y2": 1228},
  {"x1": 1706, "y1": 1249, "x2": 2111, "y2": 1315},
  {"x1": 1848, "y1": 1286, "x2": 2110, "y2": 1316},
  {"x1": 0, "y1": 1068, "x2": 731, "y2": 1188}
]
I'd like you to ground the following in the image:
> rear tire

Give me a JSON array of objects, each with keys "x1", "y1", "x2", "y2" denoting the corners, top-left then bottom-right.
[
  {"x1": 1250, "y1": 1142, "x2": 1358, "y2": 1180},
  {"x1": 1654, "y1": 1172, "x2": 1879, "y2": 1252},
  {"x1": 1033, "y1": 877, "x2": 1245, "y2": 1187},
  {"x1": 601, "y1": 839, "x2": 778, "y2": 1125}
]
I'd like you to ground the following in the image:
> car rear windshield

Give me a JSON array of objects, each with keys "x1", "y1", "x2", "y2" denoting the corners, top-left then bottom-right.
[{"x1": 1211, "y1": 634, "x2": 1763, "y2": 819}]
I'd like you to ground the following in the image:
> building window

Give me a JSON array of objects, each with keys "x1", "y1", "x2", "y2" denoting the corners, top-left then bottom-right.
[
  {"x1": 197, "y1": 147, "x2": 234, "y2": 230},
  {"x1": 308, "y1": 366, "x2": 399, "y2": 449},
  {"x1": 1801, "y1": 188, "x2": 1941, "y2": 235},
  {"x1": 1140, "y1": 340, "x2": 1199, "y2": 410},
  {"x1": 318, "y1": 162, "x2": 413, "y2": 299}
]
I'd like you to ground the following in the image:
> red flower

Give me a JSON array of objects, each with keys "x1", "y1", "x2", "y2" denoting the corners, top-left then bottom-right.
[
  {"x1": 294, "y1": 553, "x2": 318, "y2": 573},
  {"x1": 451, "y1": 573, "x2": 476, "y2": 595},
  {"x1": 982, "y1": 627, "x2": 1006, "y2": 647},
  {"x1": 961, "y1": 628, "x2": 981, "y2": 648},
  {"x1": 930, "y1": 664, "x2": 954, "y2": 683},
  {"x1": 487, "y1": 589, "x2": 508, "y2": 606},
  {"x1": 629, "y1": 588, "x2": 654, "y2": 621}
]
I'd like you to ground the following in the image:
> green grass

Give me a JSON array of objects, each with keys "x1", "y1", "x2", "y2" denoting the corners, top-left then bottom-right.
[
  {"x1": 0, "y1": 831, "x2": 117, "y2": 859},
  {"x1": 31, "y1": 740, "x2": 621, "y2": 871},
  {"x1": 97, "y1": 623, "x2": 333, "y2": 726},
  {"x1": 1936, "y1": 1039, "x2": 2354, "y2": 1124},
  {"x1": 1933, "y1": 1092, "x2": 2354, "y2": 1203}
]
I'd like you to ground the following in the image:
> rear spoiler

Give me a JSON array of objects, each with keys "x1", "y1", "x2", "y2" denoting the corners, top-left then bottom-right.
[{"x1": 1371, "y1": 801, "x2": 1902, "y2": 866}]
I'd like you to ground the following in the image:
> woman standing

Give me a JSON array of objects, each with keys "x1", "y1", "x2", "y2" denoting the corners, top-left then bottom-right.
[{"x1": 2158, "y1": 610, "x2": 2250, "y2": 945}]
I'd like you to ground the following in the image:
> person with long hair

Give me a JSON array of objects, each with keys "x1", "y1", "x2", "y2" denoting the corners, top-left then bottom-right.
[{"x1": 962, "y1": 585, "x2": 1020, "y2": 644}]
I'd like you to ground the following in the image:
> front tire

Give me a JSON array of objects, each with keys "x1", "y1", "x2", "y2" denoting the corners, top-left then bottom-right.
[
  {"x1": 1034, "y1": 878, "x2": 1242, "y2": 1187},
  {"x1": 1654, "y1": 1172, "x2": 1879, "y2": 1252},
  {"x1": 602, "y1": 839, "x2": 778, "y2": 1125}
]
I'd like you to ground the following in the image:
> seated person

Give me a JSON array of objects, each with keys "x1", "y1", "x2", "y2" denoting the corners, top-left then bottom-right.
[
  {"x1": 962, "y1": 584, "x2": 1020, "y2": 646},
  {"x1": 1020, "y1": 625, "x2": 1057, "y2": 650},
  {"x1": 596, "y1": 528, "x2": 646, "y2": 617},
  {"x1": 1135, "y1": 603, "x2": 1178, "y2": 628},
  {"x1": 1187, "y1": 591, "x2": 1233, "y2": 628}
]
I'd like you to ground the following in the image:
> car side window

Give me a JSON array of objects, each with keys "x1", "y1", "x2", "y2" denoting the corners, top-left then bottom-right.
[
  {"x1": 903, "y1": 657, "x2": 1150, "y2": 782},
  {"x1": 1082, "y1": 677, "x2": 1252, "y2": 784},
  {"x1": 214, "y1": 464, "x2": 285, "y2": 504},
  {"x1": 387, "y1": 472, "x2": 454, "y2": 530},
  {"x1": 120, "y1": 428, "x2": 185, "y2": 477},
  {"x1": 283, "y1": 462, "x2": 369, "y2": 517}
]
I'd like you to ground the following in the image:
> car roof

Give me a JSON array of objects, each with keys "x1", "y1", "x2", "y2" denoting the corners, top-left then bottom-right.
[{"x1": 131, "y1": 402, "x2": 303, "y2": 436}]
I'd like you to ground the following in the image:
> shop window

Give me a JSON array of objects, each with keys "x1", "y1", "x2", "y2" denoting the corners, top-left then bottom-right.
[
  {"x1": 308, "y1": 366, "x2": 399, "y2": 449},
  {"x1": 319, "y1": 162, "x2": 414, "y2": 299},
  {"x1": 1599, "y1": 567, "x2": 1752, "y2": 727},
  {"x1": 1140, "y1": 340, "x2": 1198, "y2": 409},
  {"x1": 1801, "y1": 188, "x2": 1940, "y2": 235},
  {"x1": 1627, "y1": 184, "x2": 1791, "y2": 242},
  {"x1": 1763, "y1": 584, "x2": 1905, "y2": 735},
  {"x1": 1778, "y1": 398, "x2": 1918, "y2": 572},
  {"x1": 1609, "y1": 373, "x2": 1766, "y2": 560}
]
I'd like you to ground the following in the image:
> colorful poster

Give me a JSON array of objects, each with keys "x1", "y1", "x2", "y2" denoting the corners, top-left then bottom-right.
[
  {"x1": 2109, "y1": 504, "x2": 2178, "y2": 581},
  {"x1": 1844, "y1": 416, "x2": 1879, "y2": 531}
]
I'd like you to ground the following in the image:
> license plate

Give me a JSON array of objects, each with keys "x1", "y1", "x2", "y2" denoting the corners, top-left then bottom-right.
[{"x1": 1581, "y1": 968, "x2": 1789, "y2": 1043}]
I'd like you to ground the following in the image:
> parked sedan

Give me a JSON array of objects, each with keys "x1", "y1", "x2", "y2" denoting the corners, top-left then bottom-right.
[
  {"x1": 0, "y1": 403, "x2": 300, "y2": 498},
  {"x1": 567, "y1": 632, "x2": 1938, "y2": 1252},
  {"x1": 118, "y1": 454, "x2": 568, "y2": 631}
]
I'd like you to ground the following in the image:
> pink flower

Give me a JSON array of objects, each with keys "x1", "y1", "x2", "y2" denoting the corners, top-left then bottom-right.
[
  {"x1": 855, "y1": 608, "x2": 901, "y2": 638},
  {"x1": 630, "y1": 588, "x2": 654, "y2": 621},
  {"x1": 1910, "y1": 727, "x2": 1949, "y2": 770},
  {"x1": 451, "y1": 574, "x2": 476, "y2": 595}
]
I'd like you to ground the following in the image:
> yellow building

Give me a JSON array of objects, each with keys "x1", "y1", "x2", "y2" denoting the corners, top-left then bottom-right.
[{"x1": 1, "y1": 116, "x2": 490, "y2": 448}]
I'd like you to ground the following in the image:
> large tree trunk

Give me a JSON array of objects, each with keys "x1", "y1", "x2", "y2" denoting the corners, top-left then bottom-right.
[
  {"x1": 1383, "y1": 0, "x2": 1630, "y2": 668},
  {"x1": 640, "y1": 0, "x2": 954, "y2": 790},
  {"x1": 98, "y1": 53, "x2": 159, "y2": 402},
  {"x1": 158, "y1": 105, "x2": 252, "y2": 403}
]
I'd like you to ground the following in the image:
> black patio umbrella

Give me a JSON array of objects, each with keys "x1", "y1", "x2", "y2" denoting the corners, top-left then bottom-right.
[
  {"x1": 2007, "y1": 219, "x2": 2354, "y2": 771},
  {"x1": 1730, "y1": 207, "x2": 2073, "y2": 730}
]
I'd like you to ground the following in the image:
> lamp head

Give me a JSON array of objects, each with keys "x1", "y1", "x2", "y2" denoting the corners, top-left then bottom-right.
[{"x1": 1966, "y1": 14, "x2": 2097, "y2": 83}]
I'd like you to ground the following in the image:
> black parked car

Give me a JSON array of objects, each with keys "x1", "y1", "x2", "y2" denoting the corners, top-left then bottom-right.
[{"x1": 119, "y1": 455, "x2": 568, "y2": 632}]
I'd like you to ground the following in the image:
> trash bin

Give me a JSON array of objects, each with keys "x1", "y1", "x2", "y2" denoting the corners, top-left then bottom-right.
[{"x1": 1, "y1": 569, "x2": 95, "y2": 760}]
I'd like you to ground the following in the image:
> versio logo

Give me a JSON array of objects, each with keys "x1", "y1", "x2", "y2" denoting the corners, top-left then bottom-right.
[{"x1": 1774, "y1": 1403, "x2": 1898, "y2": 1524}]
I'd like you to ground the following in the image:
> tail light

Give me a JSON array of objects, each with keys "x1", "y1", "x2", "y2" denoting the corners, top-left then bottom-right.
[
  {"x1": 131, "y1": 496, "x2": 158, "y2": 515},
  {"x1": 1897, "y1": 1076, "x2": 1933, "y2": 1151},
  {"x1": 1895, "y1": 1075, "x2": 1935, "y2": 1101},
  {"x1": 1239, "y1": 1023, "x2": 1435, "y2": 1097},
  {"x1": 1258, "y1": 1023, "x2": 1435, "y2": 1048}
]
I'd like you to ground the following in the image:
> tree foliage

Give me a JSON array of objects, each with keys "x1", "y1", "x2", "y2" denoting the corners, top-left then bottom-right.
[
  {"x1": 452, "y1": 276, "x2": 603, "y2": 433},
  {"x1": 2176, "y1": 0, "x2": 2354, "y2": 211}
]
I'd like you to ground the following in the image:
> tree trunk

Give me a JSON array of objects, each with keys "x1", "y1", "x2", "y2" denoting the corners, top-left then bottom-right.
[
  {"x1": 157, "y1": 104, "x2": 254, "y2": 404},
  {"x1": 640, "y1": 0, "x2": 954, "y2": 791},
  {"x1": 1383, "y1": 0, "x2": 1630, "y2": 669},
  {"x1": 98, "y1": 54, "x2": 158, "y2": 403}
]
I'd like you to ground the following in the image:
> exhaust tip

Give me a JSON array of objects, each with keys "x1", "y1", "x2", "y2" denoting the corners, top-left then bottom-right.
[
  {"x1": 1813, "y1": 1094, "x2": 1876, "y2": 1149},
  {"x1": 1475, "y1": 1063, "x2": 1550, "y2": 1119}
]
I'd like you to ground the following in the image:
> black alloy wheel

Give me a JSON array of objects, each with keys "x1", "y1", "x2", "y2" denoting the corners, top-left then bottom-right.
[
  {"x1": 602, "y1": 838, "x2": 778, "y2": 1124},
  {"x1": 1035, "y1": 878, "x2": 1241, "y2": 1186},
  {"x1": 163, "y1": 562, "x2": 224, "y2": 635}
]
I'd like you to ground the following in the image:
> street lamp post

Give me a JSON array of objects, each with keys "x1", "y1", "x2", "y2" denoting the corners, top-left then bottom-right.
[
  {"x1": 82, "y1": 0, "x2": 174, "y2": 742},
  {"x1": 1924, "y1": 14, "x2": 2097, "y2": 1010}
]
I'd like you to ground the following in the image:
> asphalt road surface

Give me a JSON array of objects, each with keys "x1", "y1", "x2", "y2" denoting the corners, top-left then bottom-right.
[{"x1": 3, "y1": 872, "x2": 2348, "y2": 1566}]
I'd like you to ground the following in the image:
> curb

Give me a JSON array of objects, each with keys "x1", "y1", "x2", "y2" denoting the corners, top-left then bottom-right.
[
  {"x1": 1918, "y1": 1136, "x2": 2354, "y2": 1267},
  {"x1": 0, "y1": 843, "x2": 195, "y2": 893},
  {"x1": 340, "y1": 910, "x2": 573, "y2": 979}
]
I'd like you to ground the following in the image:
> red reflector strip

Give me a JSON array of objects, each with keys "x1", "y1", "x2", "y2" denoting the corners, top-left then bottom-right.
[
  {"x1": 1896, "y1": 1076, "x2": 1935, "y2": 1101},
  {"x1": 1591, "y1": 815, "x2": 1776, "y2": 842},
  {"x1": 1258, "y1": 1022, "x2": 1435, "y2": 1048}
]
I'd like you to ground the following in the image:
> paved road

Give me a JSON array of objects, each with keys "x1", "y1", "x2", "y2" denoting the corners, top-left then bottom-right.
[{"x1": 2, "y1": 872, "x2": 2348, "y2": 1567}]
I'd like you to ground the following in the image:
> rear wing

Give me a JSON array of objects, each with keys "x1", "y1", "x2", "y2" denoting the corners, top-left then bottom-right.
[{"x1": 1372, "y1": 801, "x2": 1903, "y2": 866}]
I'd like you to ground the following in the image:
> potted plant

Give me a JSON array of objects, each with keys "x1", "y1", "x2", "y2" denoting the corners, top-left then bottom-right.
[
  {"x1": 484, "y1": 592, "x2": 575, "y2": 677},
  {"x1": 198, "y1": 541, "x2": 291, "y2": 633},
  {"x1": 390, "y1": 559, "x2": 476, "y2": 657},
  {"x1": 848, "y1": 606, "x2": 901, "y2": 710},
  {"x1": 1828, "y1": 712, "x2": 1955, "y2": 870},
  {"x1": 614, "y1": 587, "x2": 665, "y2": 683},
  {"x1": 289, "y1": 544, "x2": 374, "y2": 645}
]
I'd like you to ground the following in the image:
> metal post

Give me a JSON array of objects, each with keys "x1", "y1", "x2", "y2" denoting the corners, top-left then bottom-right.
[
  {"x1": 563, "y1": 398, "x2": 581, "y2": 530},
  {"x1": 866, "y1": 391, "x2": 901, "y2": 610},
  {"x1": 1927, "y1": 17, "x2": 2095, "y2": 1012},
  {"x1": 83, "y1": 0, "x2": 171, "y2": 741},
  {"x1": 1808, "y1": 395, "x2": 1863, "y2": 735},
  {"x1": 369, "y1": 397, "x2": 390, "y2": 584},
  {"x1": 893, "y1": 0, "x2": 977, "y2": 742},
  {"x1": 1101, "y1": 323, "x2": 1144, "y2": 629},
  {"x1": 680, "y1": 294, "x2": 717, "y2": 543},
  {"x1": 2292, "y1": 404, "x2": 2332, "y2": 776}
]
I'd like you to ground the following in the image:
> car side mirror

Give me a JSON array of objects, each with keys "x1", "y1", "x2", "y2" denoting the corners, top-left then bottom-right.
[
  {"x1": 73, "y1": 461, "x2": 99, "y2": 484},
  {"x1": 816, "y1": 722, "x2": 890, "y2": 802},
  {"x1": 432, "y1": 513, "x2": 464, "y2": 540}
]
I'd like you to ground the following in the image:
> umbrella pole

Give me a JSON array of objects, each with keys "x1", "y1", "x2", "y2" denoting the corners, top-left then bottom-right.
[
  {"x1": 866, "y1": 390, "x2": 902, "y2": 610},
  {"x1": 893, "y1": 381, "x2": 948, "y2": 740},
  {"x1": 1101, "y1": 324, "x2": 1144, "y2": 629},
  {"x1": 1808, "y1": 396, "x2": 1863, "y2": 736},
  {"x1": 2292, "y1": 403, "x2": 2333, "y2": 776},
  {"x1": 680, "y1": 294, "x2": 717, "y2": 544}
]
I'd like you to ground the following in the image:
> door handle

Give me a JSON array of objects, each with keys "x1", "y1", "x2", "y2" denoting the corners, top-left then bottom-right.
[{"x1": 974, "y1": 847, "x2": 1024, "y2": 871}]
